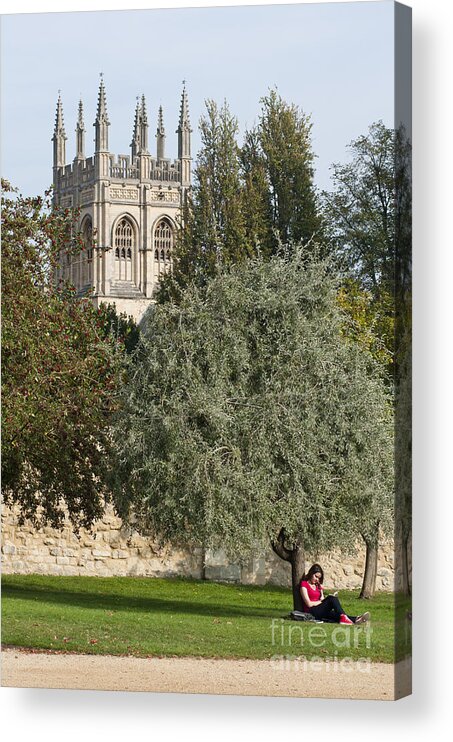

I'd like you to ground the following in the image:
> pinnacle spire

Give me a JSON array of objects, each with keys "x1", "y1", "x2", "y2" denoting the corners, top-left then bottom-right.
[
  {"x1": 177, "y1": 82, "x2": 192, "y2": 133},
  {"x1": 157, "y1": 105, "x2": 165, "y2": 135},
  {"x1": 77, "y1": 99, "x2": 85, "y2": 130},
  {"x1": 131, "y1": 94, "x2": 149, "y2": 158},
  {"x1": 156, "y1": 105, "x2": 166, "y2": 160},
  {"x1": 131, "y1": 97, "x2": 141, "y2": 158},
  {"x1": 140, "y1": 93, "x2": 149, "y2": 153},
  {"x1": 94, "y1": 74, "x2": 110, "y2": 152},
  {"x1": 75, "y1": 98, "x2": 85, "y2": 161},
  {"x1": 53, "y1": 93, "x2": 67, "y2": 139},
  {"x1": 95, "y1": 74, "x2": 110, "y2": 125},
  {"x1": 52, "y1": 92, "x2": 67, "y2": 169},
  {"x1": 141, "y1": 94, "x2": 148, "y2": 125},
  {"x1": 177, "y1": 82, "x2": 192, "y2": 164}
]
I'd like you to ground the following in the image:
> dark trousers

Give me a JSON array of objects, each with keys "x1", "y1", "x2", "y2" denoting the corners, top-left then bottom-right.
[{"x1": 309, "y1": 595, "x2": 356, "y2": 623}]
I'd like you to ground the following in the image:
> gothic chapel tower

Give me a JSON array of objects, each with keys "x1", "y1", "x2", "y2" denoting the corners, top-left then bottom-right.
[{"x1": 52, "y1": 77, "x2": 192, "y2": 321}]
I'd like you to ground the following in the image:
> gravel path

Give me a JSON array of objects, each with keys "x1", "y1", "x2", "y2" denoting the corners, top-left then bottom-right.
[{"x1": 1, "y1": 649, "x2": 411, "y2": 700}]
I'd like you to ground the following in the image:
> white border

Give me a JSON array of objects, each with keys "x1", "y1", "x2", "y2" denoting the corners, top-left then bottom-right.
[{"x1": 1, "y1": 0, "x2": 453, "y2": 739}]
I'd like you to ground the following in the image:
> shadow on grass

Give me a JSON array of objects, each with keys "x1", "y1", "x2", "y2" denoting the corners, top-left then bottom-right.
[{"x1": 1, "y1": 582, "x2": 289, "y2": 620}]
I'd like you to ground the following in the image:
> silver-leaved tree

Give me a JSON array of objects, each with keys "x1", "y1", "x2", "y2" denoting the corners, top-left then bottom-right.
[{"x1": 110, "y1": 250, "x2": 393, "y2": 610}]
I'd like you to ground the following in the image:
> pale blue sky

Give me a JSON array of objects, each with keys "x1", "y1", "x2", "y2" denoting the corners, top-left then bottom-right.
[{"x1": 1, "y1": 1, "x2": 395, "y2": 196}]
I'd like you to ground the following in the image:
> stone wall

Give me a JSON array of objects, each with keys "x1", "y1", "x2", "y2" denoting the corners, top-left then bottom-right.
[{"x1": 1, "y1": 504, "x2": 398, "y2": 591}]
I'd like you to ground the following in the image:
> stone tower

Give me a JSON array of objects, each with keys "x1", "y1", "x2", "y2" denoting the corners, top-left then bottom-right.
[{"x1": 52, "y1": 77, "x2": 192, "y2": 322}]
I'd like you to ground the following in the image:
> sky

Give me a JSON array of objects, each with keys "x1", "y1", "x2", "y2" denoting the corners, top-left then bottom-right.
[{"x1": 1, "y1": 1, "x2": 395, "y2": 196}]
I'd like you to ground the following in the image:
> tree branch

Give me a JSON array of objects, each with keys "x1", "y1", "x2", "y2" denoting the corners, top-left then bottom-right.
[{"x1": 270, "y1": 527, "x2": 293, "y2": 562}]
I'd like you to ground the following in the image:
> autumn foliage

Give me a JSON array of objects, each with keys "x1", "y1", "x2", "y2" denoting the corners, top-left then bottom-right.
[{"x1": 1, "y1": 180, "x2": 123, "y2": 529}]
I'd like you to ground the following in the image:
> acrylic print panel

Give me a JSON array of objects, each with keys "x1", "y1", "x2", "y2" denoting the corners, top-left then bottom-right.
[{"x1": 1, "y1": 0, "x2": 412, "y2": 700}]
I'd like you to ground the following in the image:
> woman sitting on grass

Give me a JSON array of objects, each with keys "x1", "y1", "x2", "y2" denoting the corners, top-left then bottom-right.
[{"x1": 300, "y1": 563, "x2": 370, "y2": 625}]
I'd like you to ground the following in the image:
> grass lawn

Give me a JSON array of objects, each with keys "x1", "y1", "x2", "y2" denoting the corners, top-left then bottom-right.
[{"x1": 1, "y1": 574, "x2": 411, "y2": 663}]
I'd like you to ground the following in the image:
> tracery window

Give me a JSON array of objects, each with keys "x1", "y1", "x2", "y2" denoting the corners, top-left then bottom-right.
[
  {"x1": 153, "y1": 218, "x2": 173, "y2": 275},
  {"x1": 82, "y1": 218, "x2": 93, "y2": 287},
  {"x1": 114, "y1": 217, "x2": 134, "y2": 281}
]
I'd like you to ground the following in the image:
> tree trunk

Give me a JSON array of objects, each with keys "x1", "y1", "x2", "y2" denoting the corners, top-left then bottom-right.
[
  {"x1": 271, "y1": 529, "x2": 305, "y2": 611},
  {"x1": 360, "y1": 534, "x2": 378, "y2": 599},
  {"x1": 290, "y1": 544, "x2": 306, "y2": 611},
  {"x1": 401, "y1": 531, "x2": 411, "y2": 596},
  {"x1": 201, "y1": 546, "x2": 207, "y2": 580}
]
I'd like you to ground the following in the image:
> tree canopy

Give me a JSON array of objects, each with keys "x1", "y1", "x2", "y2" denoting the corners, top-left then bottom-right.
[
  {"x1": 111, "y1": 249, "x2": 393, "y2": 607},
  {"x1": 157, "y1": 90, "x2": 324, "y2": 303},
  {"x1": 324, "y1": 121, "x2": 412, "y2": 595},
  {"x1": 249, "y1": 89, "x2": 324, "y2": 251},
  {"x1": 324, "y1": 121, "x2": 397, "y2": 296},
  {"x1": 157, "y1": 99, "x2": 250, "y2": 302},
  {"x1": 323, "y1": 121, "x2": 411, "y2": 327},
  {"x1": 1, "y1": 181, "x2": 124, "y2": 529}
]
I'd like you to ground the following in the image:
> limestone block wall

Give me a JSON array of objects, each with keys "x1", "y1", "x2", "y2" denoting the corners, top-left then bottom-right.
[
  {"x1": 1, "y1": 505, "x2": 202, "y2": 580},
  {"x1": 209, "y1": 543, "x2": 397, "y2": 591},
  {"x1": 1, "y1": 504, "x2": 400, "y2": 591}
]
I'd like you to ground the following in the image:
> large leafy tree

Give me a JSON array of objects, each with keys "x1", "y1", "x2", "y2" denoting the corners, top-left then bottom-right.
[
  {"x1": 324, "y1": 122, "x2": 412, "y2": 596},
  {"x1": 1, "y1": 181, "x2": 123, "y2": 529},
  {"x1": 324, "y1": 120, "x2": 411, "y2": 342},
  {"x1": 111, "y1": 250, "x2": 393, "y2": 610},
  {"x1": 324, "y1": 121, "x2": 397, "y2": 298},
  {"x1": 336, "y1": 279, "x2": 395, "y2": 598}
]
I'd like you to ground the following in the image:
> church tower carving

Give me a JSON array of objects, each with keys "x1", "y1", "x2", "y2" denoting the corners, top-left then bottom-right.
[{"x1": 52, "y1": 77, "x2": 192, "y2": 322}]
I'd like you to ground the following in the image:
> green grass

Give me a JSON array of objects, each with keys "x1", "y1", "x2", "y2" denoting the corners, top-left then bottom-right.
[{"x1": 1, "y1": 574, "x2": 411, "y2": 663}]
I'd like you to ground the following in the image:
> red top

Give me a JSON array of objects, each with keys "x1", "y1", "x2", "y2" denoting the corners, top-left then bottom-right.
[{"x1": 300, "y1": 579, "x2": 323, "y2": 612}]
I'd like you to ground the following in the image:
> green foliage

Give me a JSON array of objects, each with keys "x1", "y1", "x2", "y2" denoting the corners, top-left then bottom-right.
[
  {"x1": 324, "y1": 121, "x2": 396, "y2": 295},
  {"x1": 157, "y1": 99, "x2": 250, "y2": 302},
  {"x1": 250, "y1": 89, "x2": 325, "y2": 252},
  {"x1": 1, "y1": 180, "x2": 123, "y2": 529},
  {"x1": 240, "y1": 127, "x2": 275, "y2": 256},
  {"x1": 337, "y1": 278, "x2": 394, "y2": 371},
  {"x1": 98, "y1": 302, "x2": 140, "y2": 355},
  {"x1": 2, "y1": 575, "x2": 408, "y2": 663},
  {"x1": 324, "y1": 120, "x2": 411, "y2": 305},
  {"x1": 325, "y1": 122, "x2": 412, "y2": 376},
  {"x1": 157, "y1": 91, "x2": 325, "y2": 303},
  {"x1": 324, "y1": 122, "x2": 412, "y2": 587},
  {"x1": 336, "y1": 277, "x2": 395, "y2": 544},
  {"x1": 111, "y1": 250, "x2": 393, "y2": 561}
]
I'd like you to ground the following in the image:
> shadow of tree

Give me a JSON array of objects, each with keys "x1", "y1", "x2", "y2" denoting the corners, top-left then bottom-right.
[{"x1": 2, "y1": 579, "x2": 288, "y2": 620}]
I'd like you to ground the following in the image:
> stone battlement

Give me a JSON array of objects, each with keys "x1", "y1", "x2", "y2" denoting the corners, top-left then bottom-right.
[{"x1": 55, "y1": 154, "x2": 181, "y2": 192}]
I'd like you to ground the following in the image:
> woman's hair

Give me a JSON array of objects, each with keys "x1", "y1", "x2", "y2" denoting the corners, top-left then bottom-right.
[{"x1": 303, "y1": 563, "x2": 324, "y2": 584}]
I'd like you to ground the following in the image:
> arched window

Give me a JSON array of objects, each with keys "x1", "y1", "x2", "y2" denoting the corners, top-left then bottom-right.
[
  {"x1": 114, "y1": 217, "x2": 134, "y2": 281},
  {"x1": 154, "y1": 218, "x2": 174, "y2": 275},
  {"x1": 82, "y1": 218, "x2": 93, "y2": 288},
  {"x1": 83, "y1": 219, "x2": 93, "y2": 258}
]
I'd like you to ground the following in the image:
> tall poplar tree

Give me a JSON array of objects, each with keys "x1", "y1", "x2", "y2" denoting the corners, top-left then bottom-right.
[
  {"x1": 324, "y1": 122, "x2": 412, "y2": 596},
  {"x1": 240, "y1": 128, "x2": 274, "y2": 256},
  {"x1": 157, "y1": 99, "x2": 249, "y2": 302},
  {"x1": 243, "y1": 89, "x2": 324, "y2": 254}
]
